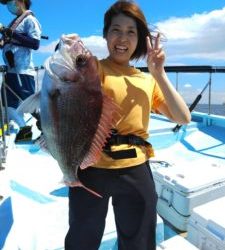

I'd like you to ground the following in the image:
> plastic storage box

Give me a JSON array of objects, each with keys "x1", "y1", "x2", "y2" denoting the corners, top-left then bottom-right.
[
  {"x1": 187, "y1": 197, "x2": 225, "y2": 250},
  {"x1": 157, "y1": 235, "x2": 198, "y2": 250},
  {"x1": 152, "y1": 160, "x2": 225, "y2": 231}
]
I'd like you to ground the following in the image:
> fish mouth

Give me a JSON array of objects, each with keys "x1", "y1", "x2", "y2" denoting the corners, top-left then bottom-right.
[{"x1": 76, "y1": 54, "x2": 88, "y2": 68}]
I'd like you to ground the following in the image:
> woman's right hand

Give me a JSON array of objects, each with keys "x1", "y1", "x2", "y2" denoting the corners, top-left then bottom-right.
[{"x1": 146, "y1": 33, "x2": 165, "y2": 77}]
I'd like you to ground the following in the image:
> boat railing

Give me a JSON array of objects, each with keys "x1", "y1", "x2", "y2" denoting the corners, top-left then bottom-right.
[
  {"x1": 138, "y1": 65, "x2": 225, "y2": 116},
  {"x1": 1, "y1": 65, "x2": 225, "y2": 165}
]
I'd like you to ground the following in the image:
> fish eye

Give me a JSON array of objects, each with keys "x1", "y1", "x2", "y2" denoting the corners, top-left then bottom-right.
[{"x1": 76, "y1": 55, "x2": 87, "y2": 67}]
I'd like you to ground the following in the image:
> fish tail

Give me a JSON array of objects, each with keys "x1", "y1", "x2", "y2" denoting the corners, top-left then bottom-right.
[
  {"x1": 64, "y1": 180, "x2": 103, "y2": 198},
  {"x1": 78, "y1": 182, "x2": 103, "y2": 198}
]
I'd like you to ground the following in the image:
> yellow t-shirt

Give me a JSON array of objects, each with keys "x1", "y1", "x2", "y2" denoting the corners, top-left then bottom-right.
[{"x1": 92, "y1": 58, "x2": 166, "y2": 169}]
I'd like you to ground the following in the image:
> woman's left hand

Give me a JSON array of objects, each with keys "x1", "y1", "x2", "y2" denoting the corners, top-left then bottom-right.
[{"x1": 146, "y1": 33, "x2": 165, "y2": 76}]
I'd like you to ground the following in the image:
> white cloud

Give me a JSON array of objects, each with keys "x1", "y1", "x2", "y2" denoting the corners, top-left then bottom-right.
[
  {"x1": 155, "y1": 7, "x2": 225, "y2": 61},
  {"x1": 38, "y1": 35, "x2": 108, "y2": 59},
  {"x1": 38, "y1": 40, "x2": 59, "y2": 54},
  {"x1": 184, "y1": 83, "x2": 192, "y2": 88},
  {"x1": 82, "y1": 36, "x2": 108, "y2": 59},
  {"x1": 36, "y1": 8, "x2": 225, "y2": 104},
  {"x1": 39, "y1": 7, "x2": 225, "y2": 63}
]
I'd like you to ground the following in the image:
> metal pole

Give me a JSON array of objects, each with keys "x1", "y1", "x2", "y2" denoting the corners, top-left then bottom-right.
[
  {"x1": 0, "y1": 90, "x2": 3, "y2": 168},
  {"x1": 208, "y1": 73, "x2": 212, "y2": 115},
  {"x1": 0, "y1": 67, "x2": 7, "y2": 165},
  {"x1": 36, "y1": 67, "x2": 39, "y2": 92},
  {"x1": 176, "y1": 72, "x2": 179, "y2": 91},
  {"x1": 1, "y1": 71, "x2": 10, "y2": 135}
]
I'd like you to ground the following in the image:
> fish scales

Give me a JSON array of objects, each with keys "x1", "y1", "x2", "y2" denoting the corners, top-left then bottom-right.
[{"x1": 41, "y1": 72, "x2": 103, "y2": 180}]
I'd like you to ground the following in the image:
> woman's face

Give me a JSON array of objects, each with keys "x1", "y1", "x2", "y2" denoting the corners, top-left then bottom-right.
[{"x1": 106, "y1": 13, "x2": 138, "y2": 66}]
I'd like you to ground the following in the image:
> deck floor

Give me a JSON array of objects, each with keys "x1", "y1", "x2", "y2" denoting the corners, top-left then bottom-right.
[{"x1": 1, "y1": 114, "x2": 225, "y2": 249}]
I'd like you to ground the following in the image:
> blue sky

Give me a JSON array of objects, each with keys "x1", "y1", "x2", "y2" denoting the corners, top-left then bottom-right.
[{"x1": 1, "y1": 0, "x2": 225, "y2": 104}]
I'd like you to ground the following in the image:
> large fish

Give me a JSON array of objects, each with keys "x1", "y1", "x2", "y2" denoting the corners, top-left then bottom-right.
[{"x1": 19, "y1": 34, "x2": 118, "y2": 197}]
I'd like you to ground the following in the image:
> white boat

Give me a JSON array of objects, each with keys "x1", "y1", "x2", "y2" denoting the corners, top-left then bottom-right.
[{"x1": 0, "y1": 65, "x2": 225, "y2": 250}]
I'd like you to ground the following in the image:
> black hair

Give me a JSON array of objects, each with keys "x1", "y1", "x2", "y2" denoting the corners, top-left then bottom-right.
[{"x1": 0, "y1": 0, "x2": 31, "y2": 9}]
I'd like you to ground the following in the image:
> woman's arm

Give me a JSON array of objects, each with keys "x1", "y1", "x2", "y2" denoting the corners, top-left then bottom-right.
[
  {"x1": 0, "y1": 27, "x2": 40, "y2": 50},
  {"x1": 12, "y1": 31, "x2": 40, "y2": 50},
  {"x1": 146, "y1": 34, "x2": 191, "y2": 125}
]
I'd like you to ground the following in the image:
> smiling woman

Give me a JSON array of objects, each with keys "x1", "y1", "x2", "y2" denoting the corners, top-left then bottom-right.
[{"x1": 63, "y1": 1, "x2": 190, "y2": 250}]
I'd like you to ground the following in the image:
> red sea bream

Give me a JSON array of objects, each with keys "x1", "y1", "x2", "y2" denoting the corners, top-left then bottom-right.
[{"x1": 19, "y1": 34, "x2": 117, "y2": 196}]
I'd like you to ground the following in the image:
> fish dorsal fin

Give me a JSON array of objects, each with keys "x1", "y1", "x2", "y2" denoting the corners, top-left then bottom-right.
[{"x1": 80, "y1": 94, "x2": 119, "y2": 169}]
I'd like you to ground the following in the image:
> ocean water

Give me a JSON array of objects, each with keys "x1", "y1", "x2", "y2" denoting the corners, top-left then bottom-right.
[{"x1": 192, "y1": 104, "x2": 225, "y2": 116}]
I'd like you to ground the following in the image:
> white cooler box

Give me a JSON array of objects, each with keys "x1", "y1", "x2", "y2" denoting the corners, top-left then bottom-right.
[
  {"x1": 152, "y1": 160, "x2": 225, "y2": 231},
  {"x1": 187, "y1": 197, "x2": 225, "y2": 250},
  {"x1": 157, "y1": 235, "x2": 198, "y2": 250}
]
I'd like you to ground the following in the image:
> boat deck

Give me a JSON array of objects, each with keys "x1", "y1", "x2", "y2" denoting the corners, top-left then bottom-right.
[{"x1": 0, "y1": 112, "x2": 225, "y2": 249}]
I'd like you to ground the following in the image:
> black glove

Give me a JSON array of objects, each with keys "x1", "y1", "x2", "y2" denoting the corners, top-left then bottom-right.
[
  {"x1": 1, "y1": 27, "x2": 13, "y2": 41},
  {"x1": 0, "y1": 27, "x2": 13, "y2": 44}
]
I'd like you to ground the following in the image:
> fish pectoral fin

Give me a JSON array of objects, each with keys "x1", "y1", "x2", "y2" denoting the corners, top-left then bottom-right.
[{"x1": 17, "y1": 92, "x2": 41, "y2": 114}]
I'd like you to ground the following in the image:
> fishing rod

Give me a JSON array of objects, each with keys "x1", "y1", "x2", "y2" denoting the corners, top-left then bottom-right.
[
  {"x1": 172, "y1": 73, "x2": 212, "y2": 132},
  {"x1": 41, "y1": 35, "x2": 49, "y2": 40}
]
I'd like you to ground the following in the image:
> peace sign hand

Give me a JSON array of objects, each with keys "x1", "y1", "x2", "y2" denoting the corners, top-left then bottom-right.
[{"x1": 146, "y1": 33, "x2": 165, "y2": 77}]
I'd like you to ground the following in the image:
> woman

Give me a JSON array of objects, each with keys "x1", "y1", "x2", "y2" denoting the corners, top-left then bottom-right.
[
  {"x1": 0, "y1": 0, "x2": 41, "y2": 142},
  {"x1": 65, "y1": 1, "x2": 191, "y2": 250}
]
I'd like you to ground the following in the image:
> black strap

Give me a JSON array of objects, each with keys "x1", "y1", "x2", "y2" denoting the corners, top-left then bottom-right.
[
  {"x1": 5, "y1": 50, "x2": 15, "y2": 68},
  {"x1": 103, "y1": 130, "x2": 151, "y2": 160},
  {"x1": 103, "y1": 148, "x2": 137, "y2": 159}
]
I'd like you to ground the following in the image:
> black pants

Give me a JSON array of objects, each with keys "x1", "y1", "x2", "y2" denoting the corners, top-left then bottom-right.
[{"x1": 65, "y1": 161, "x2": 158, "y2": 250}]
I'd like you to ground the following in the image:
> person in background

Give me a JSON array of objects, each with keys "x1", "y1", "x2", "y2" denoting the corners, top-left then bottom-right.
[
  {"x1": 0, "y1": 0, "x2": 41, "y2": 142},
  {"x1": 64, "y1": 1, "x2": 191, "y2": 250}
]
